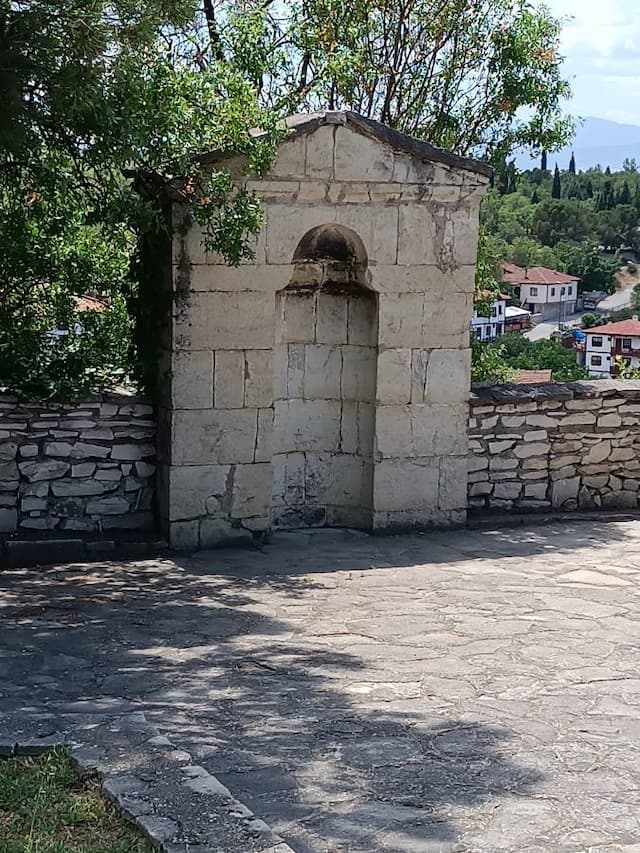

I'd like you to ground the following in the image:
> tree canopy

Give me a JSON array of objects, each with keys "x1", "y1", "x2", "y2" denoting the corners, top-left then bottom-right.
[{"x1": 1, "y1": 0, "x2": 574, "y2": 398}]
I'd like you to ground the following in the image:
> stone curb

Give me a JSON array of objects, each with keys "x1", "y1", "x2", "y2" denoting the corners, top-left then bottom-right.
[
  {"x1": 0, "y1": 714, "x2": 294, "y2": 853},
  {"x1": 467, "y1": 509, "x2": 640, "y2": 529},
  {"x1": 0, "y1": 536, "x2": 168, "y2": 568}
]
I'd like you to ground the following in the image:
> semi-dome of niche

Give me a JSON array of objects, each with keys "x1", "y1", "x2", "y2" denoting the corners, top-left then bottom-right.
[{"x1": 290, "y1": 224, "x2": 370, "y2": 289}]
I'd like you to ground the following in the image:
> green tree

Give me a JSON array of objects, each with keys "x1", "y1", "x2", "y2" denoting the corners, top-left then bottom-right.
[
  {"x1": 0, "y1": 0, "x2": 281, "y2": 398},
  {"x1": 281, "y1": 0, "x2": 573, "y2": 162},
  {"x1": 568, "y1": 152, "x2": 576, "y2": 174},
  {"x1": 618, "y1": 181, "x2": 632, "y2": 205},
  {"x1": 531, "y1": 199, "x2": 594, "y2": 246},
  {"x1": 553, "y1": 241, "x2": 618, "y2": 293},
  {"x1": 631, "y1": 283, "x2": 640, "y2": 313},
  {"x1": 494, "y1": 334, "x2": 587, "y2": 380},
  {"x1": 581, "y1": 313, "x2": 603, "y2": 328},
  {"x1": 541, "y1": 150, "x2": 548, "y2": 171},
  {"x1": 551, "y1": 163, "x2": 562, "y2": 198}
]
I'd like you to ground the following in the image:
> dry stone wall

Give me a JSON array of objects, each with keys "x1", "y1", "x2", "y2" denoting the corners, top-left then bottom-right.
[
  {"x1": 0, "y1": 393, "x2": 155, "y2": 534},
  {"x1": 469, "y1": 381, "x2": 640, "y2": 513}
]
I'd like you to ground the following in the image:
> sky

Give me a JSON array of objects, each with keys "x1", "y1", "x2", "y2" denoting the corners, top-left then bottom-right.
[{"x1": 548, "y1": 0, "x2": 640, "y2": 125}]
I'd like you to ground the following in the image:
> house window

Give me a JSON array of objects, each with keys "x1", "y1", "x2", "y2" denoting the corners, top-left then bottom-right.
[
  {"x1": 529, "y1": 287, "x2": 538, "y2": 297},
  {"x1": 491, "y1": 306, "x2": 497, "y2": 317},
  {"x1": 592, "y1": 336, "x2": 603, "y2": 347},
  {"x1": 561, "y1": 286, "x2": 566, "y2": 296},
  {"x1": 623, "y1": 338, "x2": 632, "y2": 350},
  {"x1": 497, "y1": 303, "x2": 503, "y2": 315},
  {"x1": 591, "y1": 355, "x2": 602, "y2": 366},
  {"x1": 568, "y1": 286, "x2": 573, "y2": 295},
  {"x1": 550, "y1": 287, "x2": 555, "y2": 296}
]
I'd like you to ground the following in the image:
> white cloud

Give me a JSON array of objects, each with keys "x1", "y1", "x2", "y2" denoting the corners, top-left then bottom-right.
[{"x1": 545, "y1": 0, "x2": 640, "y2": 123}]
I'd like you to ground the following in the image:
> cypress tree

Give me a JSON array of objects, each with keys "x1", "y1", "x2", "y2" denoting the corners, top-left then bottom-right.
[
  {"x1": 585, "y1": 179, "x2": 593, "y2": 199},
  {"x1": 551, "y1": 164, "x2": 561, "y2": 199},
  {"x1": 569, "y1": 152, "x2": 576, "y2": 174},
  {"x1": 605, "y1": 165, "x2": 611, "y2": 176},
  {"x1": 618, "y1": 180, "x2": 631, "y2": 205},
  {"x1": 531, "y1": 188, "x2": 540, "y2": 204},
  {"x1": 541, "y1": 150, "x2": 548, "y2": 171}
]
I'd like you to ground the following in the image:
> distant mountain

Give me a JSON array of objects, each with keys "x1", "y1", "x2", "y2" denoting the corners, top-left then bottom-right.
[{"x1": 515, "y1": 117, "x2": 640, "y2": 172}]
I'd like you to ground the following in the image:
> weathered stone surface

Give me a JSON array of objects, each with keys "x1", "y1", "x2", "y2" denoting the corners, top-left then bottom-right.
[
  {"x1": 0, "y1": 507, "x2": 17, "y2": 531},
  {"x1": 86, "y1": 496, "x2": 130, "y2": 515},
  {"x1": 71, "y1": 463, "x2": 96, "y2": 478},
  {"x1": 18, "y1": 459, "x2": 69, "y2": 482},
  {"x1": 51, "y1": 479, "x2": 115, "y2": 497}
]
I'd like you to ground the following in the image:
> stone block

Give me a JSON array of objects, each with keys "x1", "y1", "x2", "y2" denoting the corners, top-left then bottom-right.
[
  {"x1": 304, "y1": 345, "x2": 342, "y2": 399},
  {"x1": 514, "y1": 443, "x2": 549, "y2": 459},
  {"x1": 305, "y1": 125, "x2": 336, "y2": 178},
  {"x1": 265, "y1": 203, "x2": 337, "y2": 265},
  {"x1": 135, "y1": 461, "x2": 156, "y2": 478},
  {"x1": 551, "y1": 477, "x2": 580, "y2": 507},
  {"x1": 214, "y1": 350, "x2": 245, "y2": 409},
  {"x1": 550, "y1": 454, "x2": 581, "y2": 470},
  {"x1": 598, "y1": 413, "x2": 622, "y2": 428},
  {"x1": 425, "y1": 350, "x2": 470, "y2": 404},
  {"x1": 18, "y1": 460, "x2": 69, "y2": 482},
  {"x1": 244, "y1": 350, "x2": 273, "y2": 408},
  {"x1": 341, "y1": 347, "x2": 377, "y2": 402},
  {"x1": 470, "y1": 482, "x2": 492, "y2": 496},
  {"x1": 377, "y1": 348, "x2": 412, "y2": 404},
  {"x1": 200, "y1": 518, "x2": 253, "y2": 548},
  {"x1": 373, "y1": 457, "x2": 440, "y2": 512},
  {"x1": 333, "y1": 125, "x2": 394, "y2": 182},
  {"x1": 525, "y1": 482, "x2": 547, "y2": 500},
  {"x1": 51, "y1": 480, "x2": 115, "y2": 497},
  {"x1": 583, "y1": 440, "x2": 611, "y2": 465},
  {"x1": 376, "y1": 403, "x2": 468, "y2": 458},
  {"x1": 526, "y1": 414, "x2": 559, "y2": 428},
  {"x1": 174, "y1": 291, "x2": 274, "y2": 350},
  {"x1": 71, "y1": 463, "x2": 96, "y2": 477},
  {"x1": 269, "y1": 133, "x2": 307, "y2": 179},
  {"x1": 602, "y1": 490, "x2": 638, "y2": 509},
  {"x1": 230, "y1": 463, "x2": 271, "y2": 518},
  {"x1": 170, "y1": 519, "x2": 199, "y2": 551},
  {"x1": 277, "y1": 289, "x2": 316, "y2": 343},
  {"x1": 255, "y1": 408, "x2": 273, "y2": 463},
  {"x1": 439, "y1": 456, "x2": 468, "y2": 511},
  {"x1": 524, "y1": 430, "x2": 547, "y2": 442},
  {"x1": 0, "y1": 461, "x2": 18, "y2": 481},
  {"x1": 19, "y1": 444, "x2": 38, "y2": 458},
  {"x1": 336, "y1": 204, "x2": 399, "y2": 266},
  {"x1": 0, "y1": 441, "x2": 17, "y2": 461},
  {"x1": 339, "y1": 401, "x2": 359, "y2": 454},
  {"x1": 171, "y1": 350, "x2": 214, "y2": 409},
  {"x1": 410, "y1": 350, "x2": 429, "y2": 403},
  {"x1": 315, "y1": 291, "x2": 348, "y2": 344},
  {"x1": 272, "y1": 399, "x2": 341, "y2": 453},
  {"x1": 347, "y1": 293, "x2": 378, "y2": 346},
  {"x1": 468, "y1": 456, "x2": 488, "y2": 472},
  {"x1": 305, "y1": 452, "x2": 372, "y2": 508},
  {"x1": 493, "y1": 481, "x2": 522, "y2": 500},
  {"x1": 379, "y1": 292, "x2": 437, "y2": 348},
  {"x1": 489, "y1": 457, "x2": 518, "y2": 470},
  {"x1": 489, "y1": 440, "x2": 515, "y2": 454},
  {"x1": 173, "y1": 408, "x2": 258, "y2": 465},
  {"x1": 86, "y1": 496, "x2": 130, "y2": 515},
  {"x1": 561, "y1": 412, "x2": 597, "y2": 426},
  {"x1": 111, "y1": 444, "x2": 155, "y2": 461},
  {"x1": 0, "y1": 508, "x2": 17, "y2": 532},
  {"x1": 610, "y1": 447, "x2": 635, "y2": 462},
  {"x1": 70, "y1": 443, "x2": 110, "y2": 459},
  {"x1": 95, "y1": 468, "x2": 122, "y2": 481},
  {"x1": 396, "y1": 205, "x2": 439, "y2": 266}
]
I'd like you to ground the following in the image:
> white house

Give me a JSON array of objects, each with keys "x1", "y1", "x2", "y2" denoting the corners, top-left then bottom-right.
[
  {"x1": 584, "y1": 318, "x2": 640, "y2": 377},
  {"x1": 471, "y1": 295, "x2": 507, "y2": 341},
  {"x1": 502, "y1": 263, "x2": 579, "y2": 320}
]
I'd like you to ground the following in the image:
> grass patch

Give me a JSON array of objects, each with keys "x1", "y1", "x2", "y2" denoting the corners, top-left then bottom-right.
[{"x1": 0, "y1": 747, "x2": 154, "y2": 853}]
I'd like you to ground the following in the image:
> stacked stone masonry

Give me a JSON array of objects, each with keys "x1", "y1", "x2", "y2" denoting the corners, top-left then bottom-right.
[
  {"x1": 469, "y1": 381, "x2": 640, "y2": 513},
  {"x1": 0, "y1": 393, "x2": 155, "y2": 534}
]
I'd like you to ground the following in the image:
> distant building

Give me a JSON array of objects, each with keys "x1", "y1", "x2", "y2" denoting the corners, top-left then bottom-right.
[
  {"x1": 583, "y1": 318, "x2": 640, "y2": 377},
  {"x1": 502, "y1": 263, "x2": 579, "y2": 320},
  {"x1": 582, "y1": 291, "x2": 608, "y2": 311},
  {"x1": 504, "y1": 305, "x2": 532, "y2": 333},
  {"x1": 471, "y1": 294, "x2": 507, "y2": 341}
]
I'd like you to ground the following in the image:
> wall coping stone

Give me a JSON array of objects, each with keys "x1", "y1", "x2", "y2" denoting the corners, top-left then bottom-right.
[{"x1": 471, "y1": 380, "x2": 640, "y2": 405}]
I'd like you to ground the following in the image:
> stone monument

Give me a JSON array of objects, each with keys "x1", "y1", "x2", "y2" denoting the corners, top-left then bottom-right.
[{"x1": 154, "y1": 111, "x2": 491, "y2": 549}]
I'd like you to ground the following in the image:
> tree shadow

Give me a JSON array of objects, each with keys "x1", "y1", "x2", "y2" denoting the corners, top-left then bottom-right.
[
  {"x1": 6, "y1": 517, "x2": 636, "y2": 847},
  {"x1": 0, "y1": 532, "x2": 561, "y2": 851}
]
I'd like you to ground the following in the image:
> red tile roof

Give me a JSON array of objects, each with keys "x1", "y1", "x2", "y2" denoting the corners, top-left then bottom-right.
[
  {"x1": 502, "y1": 265, "x2": 580, "y2": 285},
  {"x1": 514, "y1": 369, "x2": 553, "y2": 384},
  {"x1": 584, "y1": 319, "x2": 640, "y2": 336}
]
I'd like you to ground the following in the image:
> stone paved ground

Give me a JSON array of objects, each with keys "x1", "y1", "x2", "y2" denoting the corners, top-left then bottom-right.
[{"x1": 2, "y1": 521, "x2": 640, "y2": 852}]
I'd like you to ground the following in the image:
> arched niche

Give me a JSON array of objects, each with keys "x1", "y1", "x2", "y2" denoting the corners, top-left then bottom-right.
[{"x1": 272, "y1": 224, "x2": 378, "y2": 530}]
